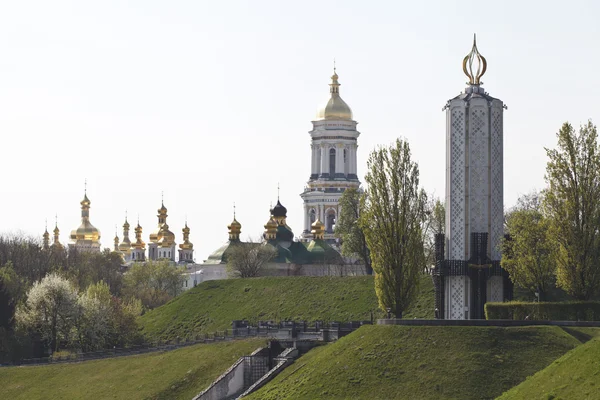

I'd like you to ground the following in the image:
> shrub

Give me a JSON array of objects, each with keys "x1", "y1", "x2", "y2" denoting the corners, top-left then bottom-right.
[{"x1": 485, "y1": 301, "x2": 600, "y2": 321}]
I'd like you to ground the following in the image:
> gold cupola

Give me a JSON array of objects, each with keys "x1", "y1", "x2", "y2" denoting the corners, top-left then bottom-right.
[
  {"x1": 113, "y1": 227, "x2": 120, "y2": 252},
  {"x1": 463, "y1": 34, "x2": 487, "y2": 86},
  {"x1": 52, "y1": 217, "x2": 63, "y2": 249},
  {"x1": 315, "y1": 67, "x2": 353, "y2": 121},
  {"x1": 158, "y1": 222, "x2": 176, "y2": 248},
  {"x1": 150, "y1": 198, "x2": 169, "y2": 244},
  {"x1": 42, "y1": 221, "x2": 50, "y2": 249},
  {"x1": 179, "y1": 223, "x2": 193, "y2": 250},
  {"x1": 70, "y1": 189, "x2": 101, "y2": 246},
  {"x1": 311, "y1": 219, "x2": 325, "y2": 240},
  {"x1": 263, "y1": 217, "x2": 277, "y2": 241},
  {"x1": 132, "y1": 220, "x2": 145, "y2": 250},
  {"x1": 119, "y1": 216, "x2": 132, "y2": 254}
]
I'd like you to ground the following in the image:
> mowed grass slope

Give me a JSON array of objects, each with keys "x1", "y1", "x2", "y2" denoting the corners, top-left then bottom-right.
[
  {"x1": 0, "y1": 338, "x2": 265, "y2": 400},
  {"x1": 498, "y1": 330, "x2": 600, "y2": 400},
  {"x1": 139, "y1": 275, "x2": 434, "y2": 341},
  {"x1": 247, "y1": 325, "x2": 582, "y2": 400}
]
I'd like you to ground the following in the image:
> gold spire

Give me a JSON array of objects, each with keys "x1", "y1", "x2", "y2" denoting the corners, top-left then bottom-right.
[
  {"x1": 113, "y1": 226, "x2": 120, "y2": 252},
  {"x1": 315, "y1": 65, "x2": 353, "y2": 121},
  {"x1": 70, "y1": 187, "x2": 101, "y2": 245},
  {"x1": 228, "y1": 205, "x2": 241, "y2": 241},
  {"x1": 462, "y1": 33, "x2": 487, "y2": 85},
  {"x1": 150, "y1": 196, "x2": 169, "y2": 244},
  {"x1": 311, "y1": 218, "x2": 325, "y2": 240},
  {"x1": 132, "y1": 219, "x2": 146, "y2": 250},
  {"x1": 42, "y1": 220, "x2": 50, "y2": 249},
  {"x1": 179, "y1": 222, "x2": 193, "y2": 250},
  {"x1": 119, "y1": 214, "x2": 132, "y2": 254},
  {"x1": 52, "y1": 215, "x2": 63, "y2": 249}
]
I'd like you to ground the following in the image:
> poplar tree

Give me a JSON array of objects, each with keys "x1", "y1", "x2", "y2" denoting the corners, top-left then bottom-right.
[
  {"x1": 544, "y1": 121, "x2": 600, "y2": 300},
  {"x1": 359, "y1": 139, "x2": 427, "y2": 318}
]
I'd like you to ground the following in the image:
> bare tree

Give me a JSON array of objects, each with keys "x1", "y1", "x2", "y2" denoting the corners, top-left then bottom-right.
[{"x1": 226, "y1": 242, "x2": 276, "y2": 278}]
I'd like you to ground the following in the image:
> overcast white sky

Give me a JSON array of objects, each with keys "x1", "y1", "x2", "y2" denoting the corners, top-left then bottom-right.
[{"x1": 1, "y1": 0, "x2": 599, "y2": 260}]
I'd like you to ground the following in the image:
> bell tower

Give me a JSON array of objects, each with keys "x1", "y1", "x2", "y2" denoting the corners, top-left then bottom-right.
[{"x1": 300, "y1": 67, "x2": 361, "y2": 242}]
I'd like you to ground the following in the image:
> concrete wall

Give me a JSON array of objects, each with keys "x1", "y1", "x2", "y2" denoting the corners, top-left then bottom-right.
[{"x1": 193, "y1": 357, "x2": 246, "y2": 400}]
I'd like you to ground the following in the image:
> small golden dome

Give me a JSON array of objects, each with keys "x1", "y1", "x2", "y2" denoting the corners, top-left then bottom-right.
[
  {"x1": 315, "y1": 70, "x2": 353, "y2": 121},
  {"x1": 311, "y1": 219, "x2": 325, "y2": 240}
]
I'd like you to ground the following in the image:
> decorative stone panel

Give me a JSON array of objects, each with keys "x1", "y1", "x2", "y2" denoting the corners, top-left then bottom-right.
[{"x1": 449, "y1": 108, "x2": 466, "y2": 260}]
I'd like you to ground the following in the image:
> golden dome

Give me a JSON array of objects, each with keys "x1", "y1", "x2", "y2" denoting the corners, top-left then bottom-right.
[
  {"x1": 311, "y1": 219, "x2": 325, "y2": 240},
  {"x1": 315, "y1": 70, "x2": 353, "y2": 121},
  {"x1": 70, "y1": 192, "x2": 100, "y2": 243},
  {"x1": 228, "y1": 218, "x2": 241, "y2": 241},
  {"x1": 158, "y1": 223, "x2": 176, "y2": 247},
  {"x1": 70, "y1": 221, "x2": 101, "y2": 242},
  {"x1": 263, "y1": 217, "x2": 277, "y2": 240},
  {"x1": 179, "y1": 223, "x2": 193, "y2": 250}
]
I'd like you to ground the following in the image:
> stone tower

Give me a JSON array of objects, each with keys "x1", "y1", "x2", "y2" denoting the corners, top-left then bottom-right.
[
  {"x1": 300, "y1": 67, "x2": 361, "y2": 241},
  {"x1": 433, "y1": 36, "x2": 512, "y2": 320}
]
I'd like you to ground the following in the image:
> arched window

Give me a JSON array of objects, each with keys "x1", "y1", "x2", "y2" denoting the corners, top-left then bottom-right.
[
  {"x1": 326, "y1": 210, "x2": 336, "y2": 233},
  {"x1": 329, "y1": 148, "x2": 336, "y2": 175},
  {"x1": 309, "y1": 209, "x2": 316, "y2": 224}
]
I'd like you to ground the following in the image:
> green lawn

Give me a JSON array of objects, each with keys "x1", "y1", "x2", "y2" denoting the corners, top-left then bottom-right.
[
  {"x1": 0, "y1": 338, "x2": 265, "y2": 400},
  {"x1": 498, "y1": 333, "x2": 600, "y2": 400},
  {"x1": 139, "y1": 275, "x2": 434, "y2": 341},
  {"x1": 247, "y1": 325, "x2": 583, "y2": 400}
]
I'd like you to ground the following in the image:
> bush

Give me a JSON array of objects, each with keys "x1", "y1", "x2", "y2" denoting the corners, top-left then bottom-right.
[{"x1": 485, "y1": 301, "x2": 600, "y2": 321}]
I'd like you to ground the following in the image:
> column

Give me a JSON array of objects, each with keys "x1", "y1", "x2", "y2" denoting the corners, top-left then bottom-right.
[
  {"x1": 335, "y1": 144, "x2": 344, "y2": 177},
  {"x1": 320, "y1": 145, "x2": 328, "y2": 176}
]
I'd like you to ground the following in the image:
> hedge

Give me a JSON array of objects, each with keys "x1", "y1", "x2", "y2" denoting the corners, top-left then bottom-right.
[{"x1": 485, "y1": 301, "x2": 600, "y2": 321}]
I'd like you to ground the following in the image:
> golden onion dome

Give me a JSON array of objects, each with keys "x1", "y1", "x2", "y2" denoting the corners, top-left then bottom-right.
[
  {"x1": 311, "y1": 218, "x2": 325, "y2": 240},
  {"x1": 228, "y1": 218, "x2": 241, "y2": 230},
  {"x1": 70, "y1": 220, "x2": 101, "y2": 242},
  {"x1": 315, "y1": 70, "x2": 353, "y2": 121}
]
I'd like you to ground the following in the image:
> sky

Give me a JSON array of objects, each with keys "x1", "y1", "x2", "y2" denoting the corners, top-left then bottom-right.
[{"x1": 1, "y1": 0, "x2": 599, "y2": 261}]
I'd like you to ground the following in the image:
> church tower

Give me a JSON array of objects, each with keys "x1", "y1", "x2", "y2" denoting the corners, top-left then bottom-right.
[
  {"x1": 148, "y1": 200, "x2": 176, "y2": 261},
  {"x1": 42, "y1": 222, "x2": 50, "y2": 250},
  {"x1": 69, "y1": 187, "x2": 101, "y2": 253},
  {"x1": 130, "y1": 219, "x2": 146, "y2": 262},
  {"x1": 118, "y1": 216, "x2": 133, "y2": 261},
  {"x1": 52, "y1": 217, "x2": 63, "y2": 250},
  {"x1": 178, "y1": 222, "x2": 194, "y2": 262},
  {"x1": 433, "y1": 36, "x2": 511, "y2": 320},
  {"x1": 300, "y1": 68, "x2": 361, "y2": 242}
]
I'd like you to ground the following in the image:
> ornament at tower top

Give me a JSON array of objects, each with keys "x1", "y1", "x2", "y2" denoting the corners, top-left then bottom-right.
[{"x1": 462, "y1": 34, "x2": 487, "y2": 86}]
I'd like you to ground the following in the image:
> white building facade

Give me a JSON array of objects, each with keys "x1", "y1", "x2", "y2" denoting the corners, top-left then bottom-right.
[
  {"x1": 433, "y1": 36, "x2": 512, "y2": 320},
  {"x1": 300, "y1": 69, "x2": 361, "y2": 242}
]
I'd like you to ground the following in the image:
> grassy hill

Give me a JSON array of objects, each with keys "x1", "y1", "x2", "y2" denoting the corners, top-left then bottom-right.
[
  {"x1": 246, "y1": 325, "x2": 583, "y2": 400},
  {"x1": 139, "y1": 275, "x2": 434, "y2": 341},
  {"x1": 0, "y1": 338, "x2": 265, "y2": 400},
  {"x1": 498, "y1": 328, "x2": 600, "y2": 400}
]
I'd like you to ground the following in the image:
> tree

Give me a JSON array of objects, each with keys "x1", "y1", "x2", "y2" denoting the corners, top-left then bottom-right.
[
  {"x1": 227, "y1": 243, "x2": 276, "y2": 278},
  {"x1": 122, "y1": 261, "x2": 185, "y2": 309},
  {"x1": 502, "y1": 193, "x2": 555, "y2": 301},
  {"x1": 15, "y1": 273, "x2": 80, "y2": 353},
  {"x1": 359, "y1": 138, "x2": 428, "y2": 318},
  {"x1": 77, "y1": 281, "x2": 142, "y2": 351},
  {"x1": 544, "y1": 121, "x2": 600, "y2": 300},
  {"x1": 335, "y1": 187, "x2": 372, "y2": 274}
]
